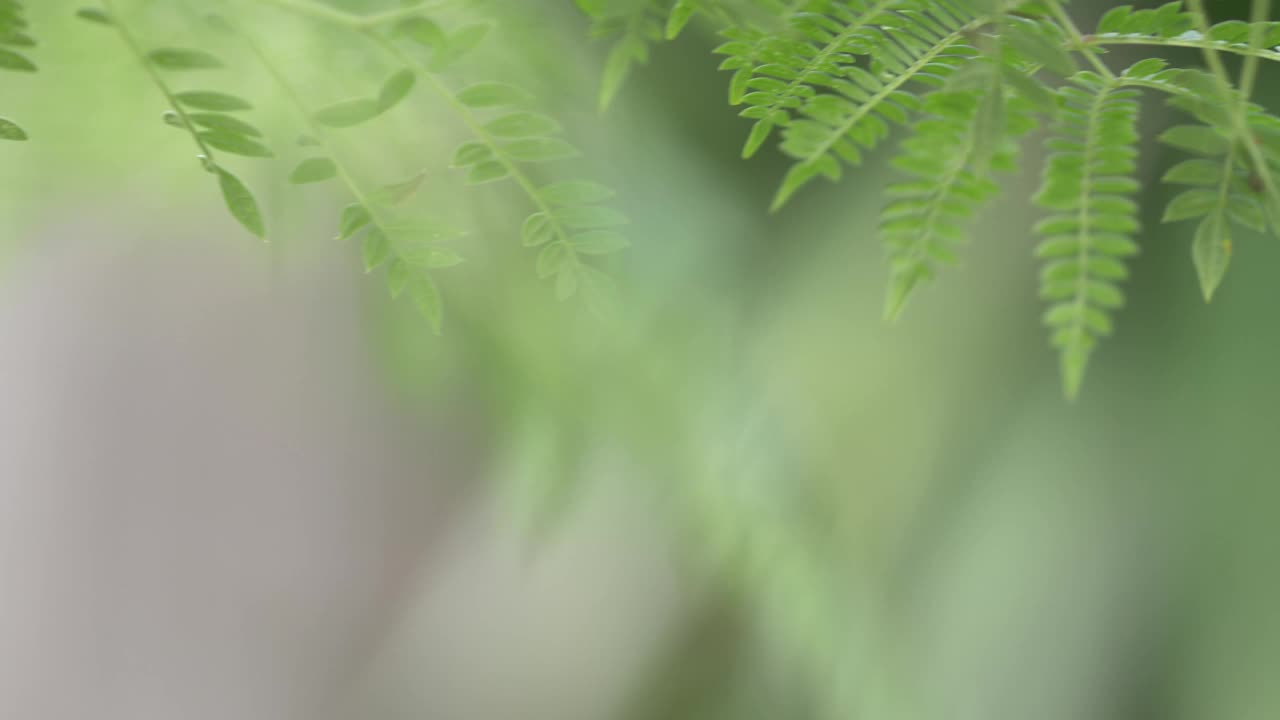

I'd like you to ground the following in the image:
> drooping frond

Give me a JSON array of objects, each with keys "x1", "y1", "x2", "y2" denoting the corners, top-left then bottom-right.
[
  {"x1": 0, "y1": 0, "x2": 35, "y2": 141},
  {"x1": 1033, "y1": 68, "x2": 1141, "y2": 400},
  {"x1": 880, "y1": 74, "x2": 1035, "y2": 320},
  {"x1": 716, "y1": 0, "x2": 902, "y2": 159},
  {"x1": 1088, "y1": 3, "x2": 1280, "y2": 64},
  {"x1": 1152, "y1": 69, "x2": 1280, "y2": 300},
  {"x1": 763, "y1": 0, "x2": 986, "y2": 209},
  {"x1": 581, "y1": 0, "x2": 667, "y2": 111},
  {"x1": 84, "y1": 3, "x2": 272, "y2": 238},
  {"x1": 379, "y1": 17, "x2": 628, "y2": 314}
]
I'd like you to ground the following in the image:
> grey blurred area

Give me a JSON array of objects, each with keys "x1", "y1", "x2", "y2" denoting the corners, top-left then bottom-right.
[{"x1": 0, "y1": 212, "x2": 685, "y2": 720}]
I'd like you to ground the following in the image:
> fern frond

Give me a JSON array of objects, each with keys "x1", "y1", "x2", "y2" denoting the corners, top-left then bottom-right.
[
  {"x1": 768, "y1": 0, "x2": 985, "y2": 209},
  {"x1": 0, "y1": 0, "x2": 34, "y2": 141},
  {"x1": 375, "y1": 23, "x2": 629, "y2": 311},
  {"x1": 1033, "y1": 69, "x2": 1141, "y2": 400},
  {"x1": 229, "y1": 17, "x2": 455, "y2": 333},
  {"x1": 582, "y1": 0, "x2": 666, "y2": 111},
  {"x1": 1153, "y1": 69, "x2": 1280, "y2": 300},
  {"x1": 880, "y1": 74, "x2": 1034, "y2": 320},
  {"x1": 88, "y1": 2, "x2": 271, "y2": 238},
  {"x1": 1087, "y1": 3, "x2": 1280, "y2": 64},
  {"x1": 721, "y1": 0, "x2": 903, "y2": 160}
]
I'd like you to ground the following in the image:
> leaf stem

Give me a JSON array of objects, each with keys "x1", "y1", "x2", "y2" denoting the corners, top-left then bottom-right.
[
  {"x1": 1045, "y1": 0, "x2": 1115, "y2": 80},
  {"x1": 1184, "y1": 0, "x2": 1280, "y2": 216},
  {"x1": 99, "y1": 0, "x2": 216, "y2": 166},
  {"x1": 362, "y1": 29, "x2": 580, "y2": 264},
  {"x1": 230, "y1": 17, "x2": 384, "y2": 230},
  {"x1": 1239, "y1": 0, "x2": 1273, "y2": 99}
]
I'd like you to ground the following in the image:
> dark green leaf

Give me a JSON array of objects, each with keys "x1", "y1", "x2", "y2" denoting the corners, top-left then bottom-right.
[
  {"x1": 75, "y1": 7, "x2": 113, "y2": 25},
  {"x1": 0, "y1": 116, "x2": 26, "y2": 140},
  {"x1": 0, "y1": 48, "x2": 35, "y2": 72}
]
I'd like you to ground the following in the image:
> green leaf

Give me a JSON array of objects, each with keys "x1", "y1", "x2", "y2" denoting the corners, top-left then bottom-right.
[
  {"x1": 458, "y1": 82, "x2": 533, "y2": 108},
  {"x1": 147, "y1": 47, "x2": 223, "y2": 71},
  {"x1": 0, "y1": 116, "x2": 26, "y2": 140},
  {"x1": 451, "y1": 141, "x2": 491, "y2": 167},
  {"x1": 377, "y1": 68, "x2": 416, "y2": 112},
  {"x1": 1159, "y1": 125, "x2": 1229, "y2": 156},
  {"x1": 536, "y1": 243, "x2": 570, "y2": 278},
  {"x1": 571, "y1": 230, "x2": 629, "y2": 254},
  {"x1": 363, "y1": 227, "x2": 390, "y2": 271},
  {"x1": 555, "y1": 205, "x2": 628, "y2": 229},
  {"x1": 370, "y1": 172, "x2": 426, "y2": 205},
  {"x1": 466, "y1": 160, "x2": 510, "y2": 184},
  {"x1": 337, "y1": 203, "x2": 371, "y2": 239},
  {"x1": 386, "y1": 259, "x2": 409, "y2": 299},
  {"x1": 75, "y1": 7, "x2": 113, "y2": 25},
  {"x1": 429, "y1": 24, "x2": 490, "y2": 71},
  {"x1": 502, "y1": 138, "x2": 580, "y2": 162},
  {"x1": 289, "y1": 157, "x2": 337, "y2": 184},
  {"x1": 1193, "y1": 212, "x2": 1231, "y2": 301},
  {"x1": 313, "y1": 98, "x2": 382, "y2": 128},
  {"x1": 394, "y1": 16, "x2": 444, "y2": 48},
  {"x1": 175, "y1": 91, "x2": 253, "y2": 112},
  {"x1": 540, "y1": 181, "x2": 615, "y2": 205},
  {"x1": 0, "y1": 48, "x2": 35, "y2": 72},
  {"x1": 522, "y1": 212, "x2": 555, "y2": 246},
  {"x1": 198, "y1": 130, "x2": 273, "y2": 158},
  {"x1": 216, "y1": 168, "x2": 265, "y2": 239},
  {"x1": 407, "y1": 273, "x2": 443, "y2": 334},
  {"x1": 188, "y1": 112, "x2": 262, "y2": 137},
  {"x1": 485, "y1": 112, "x2": 560, "y2": 138}
]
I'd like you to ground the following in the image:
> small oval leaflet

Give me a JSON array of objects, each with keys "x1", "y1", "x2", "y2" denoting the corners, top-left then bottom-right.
[
  {"x1": 522, "y1": 213, "x2": 554, "y2": 247},
  {"x1": 457, "y1": 83, "x2": 533, "y2": 108},
  {"x1": 485, "y1": 112, "x2": 561, "y2": 138},
  {"x1": 502, "y1": 138, "x2": 580, "y2": 163},
  {"x1": 313, "y1": 98, "x2": 381, "y2": 129},
  {"x1": 540, "y1": 181, "x2": 615, "y2": 206},
  {"x1": 451, "y1": 141, "x2": 491, "y2": 167},
  {"x1": 289, "y1": 157, "x2": 337, "y2": 185},
  {"x1": 429, "y1": 24, "x2": 490, "y2": 72},
  {"x1": 377, "y1": 69, "x2": 416, "y2": 112},
  {"x1": 199, "y1": 130, "x2": 272, "y2": 158},
  {"x1": 216, "y1": 168, "x2": 264, "y2": 239},
  {"x1": 188, "y1": 112, "x2": 263, "y2": 138},
  {"x1": 147, "y1": 47, "x2": 224, "y2": 71},
  {"x1": 466, "y1": 161, "x2": 509, "y2": 185},
  {"x1": 338, "y1": 204, "x2": 371, "y2": 240},
  {"x1": 175, "y1": 91, "x2": 253, "y2": 112},
  {"x1": 570, "y1": 230, "x2": 630, "y2": 255}
]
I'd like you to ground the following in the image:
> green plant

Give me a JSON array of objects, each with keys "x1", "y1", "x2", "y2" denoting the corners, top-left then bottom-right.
[
  {"x1": 583, "y1": 0, "x2": 1280, "y2": 398},
  {"x1": 3, "y1": 0, "x2": 1279, "y2": 397}
]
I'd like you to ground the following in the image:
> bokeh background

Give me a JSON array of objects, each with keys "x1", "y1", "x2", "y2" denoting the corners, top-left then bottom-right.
[{"x1": 2, "y1": 0, "x2": 1280, "y2": 719}]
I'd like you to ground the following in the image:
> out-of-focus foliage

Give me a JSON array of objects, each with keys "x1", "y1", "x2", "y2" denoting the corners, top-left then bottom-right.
[{"x1": 5, "y1": 1, "x2": 1280, "y2": 720}]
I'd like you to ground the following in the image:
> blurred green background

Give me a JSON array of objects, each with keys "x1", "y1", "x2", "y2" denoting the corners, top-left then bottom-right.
[{"x1": 4, "y1": 1, "x2": 1280, "y2": 718}]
